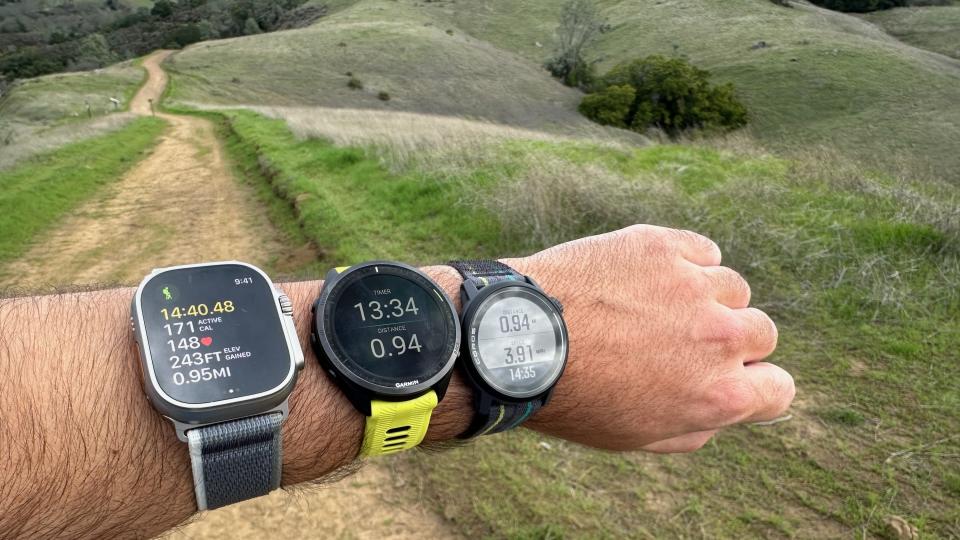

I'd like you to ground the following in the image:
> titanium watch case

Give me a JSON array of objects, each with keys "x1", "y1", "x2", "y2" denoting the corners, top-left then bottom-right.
[
  {"x1": 131, "y1": 261, "x2": 304, "y2": 441},
  {"x1": 310, "y1": 261, "x2": 461, "y2": 416},
  {"x1": 458, "y1": 276, "x2": 569, "y2": 406}
]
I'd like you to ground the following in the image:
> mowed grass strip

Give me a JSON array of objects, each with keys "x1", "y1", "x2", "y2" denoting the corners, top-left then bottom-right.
[{"x1": 0, "y1": 116, "x2": 166, "y2": 265}]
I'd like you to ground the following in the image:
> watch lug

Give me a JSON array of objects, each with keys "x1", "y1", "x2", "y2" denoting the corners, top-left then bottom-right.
[
  {"x1": 169, "y1": 400, "x2": 290, "y2": 443},
  {"x1": 461, "y1": 279, "x2": 480, "y2": 303},
  {"x1": 324, "y1": 267, "x2": 343, "y2": 283},
  {"x1": 432, "y1": 361, "x2": 457, "y2": 402}
]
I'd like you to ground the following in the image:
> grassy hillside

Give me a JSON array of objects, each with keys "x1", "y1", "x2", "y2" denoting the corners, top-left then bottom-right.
[
  {"x1": 863, "y1": 4, "x2": 960, "y2": 59},
  {"x1": 197, "y1": 106, "x2": 960, "y2": 537},
  {"x1": 429, "y1": 0, "x2": 960, "y2": 183},
  {"x1": 162, "y1": 1, "x2": 626, "y2": 137},
  {"x1": 0, "y1": 60, "x2": 144, "y2": 169}
]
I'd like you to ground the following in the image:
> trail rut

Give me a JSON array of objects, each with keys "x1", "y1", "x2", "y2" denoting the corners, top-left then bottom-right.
[{"x1": 0, "y1": 50, "x2": 288, "y2": 288}]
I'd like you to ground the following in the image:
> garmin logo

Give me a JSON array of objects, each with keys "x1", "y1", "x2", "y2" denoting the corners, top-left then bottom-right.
[{"x1": 395, "y1": 379, "x2": 419, "y2": 388}]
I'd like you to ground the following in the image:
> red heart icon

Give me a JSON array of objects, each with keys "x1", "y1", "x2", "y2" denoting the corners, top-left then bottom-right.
[{"x1": 200, "y1": 337, "x2": 213, "y2": 347}]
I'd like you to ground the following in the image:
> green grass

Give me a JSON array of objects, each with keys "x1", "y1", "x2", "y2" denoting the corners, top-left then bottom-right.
[
  {"x1": 0, "y1": 116, "x2": 166, "y2": 266},
  {"x1": 202, "y1": 109, "x2": 959, "y2": 538},
  {"x1": 862, "y1": 5, "x2": 960, "y2": 60},
  {"x1": 213, "y1": 110, "x2": 513, "y2": 265}
]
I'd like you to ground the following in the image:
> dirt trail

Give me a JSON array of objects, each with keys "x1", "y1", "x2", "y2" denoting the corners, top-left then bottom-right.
[
  {"x1": 0, "y1": 50, "x2": 287, "y2": 287},
  {"x1": 1, "y1": 50, "x2": 459, "y2": 539}
]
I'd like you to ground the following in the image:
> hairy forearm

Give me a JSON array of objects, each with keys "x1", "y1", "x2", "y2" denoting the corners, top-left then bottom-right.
[
  {"x1": 0, "y1": 266, "x2": 479, "y2": 538},
  {"x1": 0, "y1": 225, "x2": 794, "y2": 538}
]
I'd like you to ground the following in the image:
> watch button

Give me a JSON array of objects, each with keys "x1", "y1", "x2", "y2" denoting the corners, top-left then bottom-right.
[
  {"x1": 278, "y1": 294, "x2": 294, "y2": 316},
  {"x1": 550, "y1": 296, "x2": 564, "y2": 314}
]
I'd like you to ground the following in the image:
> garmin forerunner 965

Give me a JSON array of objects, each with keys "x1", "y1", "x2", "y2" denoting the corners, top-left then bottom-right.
[
  {"x1": 449, "y1": 260, "x2": 568, "y2": 438},
  {"x1": 311, "y1": 262, "x2": 460, "y2": 456},
  {"x1": 131, "y1": 262, "x2": 304, "y2": 510}
]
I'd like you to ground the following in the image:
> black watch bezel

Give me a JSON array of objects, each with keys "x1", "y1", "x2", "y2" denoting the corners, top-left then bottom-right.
[
  {"x1": 459, "y1": 278, "x2": 569, "y2": 402},
  {"x1": 312, "y1": 261, "x2": 461, "y2": 414}
]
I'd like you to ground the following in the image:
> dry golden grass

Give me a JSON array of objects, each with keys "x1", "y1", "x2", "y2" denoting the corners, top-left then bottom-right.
[{"x1": 0, "y1": 113, "x2": 137, "y2": 170}]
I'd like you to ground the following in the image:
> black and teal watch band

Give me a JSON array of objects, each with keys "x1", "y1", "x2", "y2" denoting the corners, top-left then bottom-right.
[
  {"x1": 449, "y1": 260, "x2": 556, "y2": 439},
  {"x1": 186, "y1": 412, "x2": 283, "y2": 510},
  {"x1": 464, "y1": 397, "x2": 544, "y2": 438}
]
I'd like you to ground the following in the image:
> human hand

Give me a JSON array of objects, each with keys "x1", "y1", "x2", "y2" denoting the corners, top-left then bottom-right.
[{"x1": 506, "y1": 225, "x2": 795, "y2": 452}]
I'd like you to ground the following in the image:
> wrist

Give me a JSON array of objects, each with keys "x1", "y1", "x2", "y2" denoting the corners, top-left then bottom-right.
[{"x1": 277, "y1": 264, "x2": 473, "y2": 472}]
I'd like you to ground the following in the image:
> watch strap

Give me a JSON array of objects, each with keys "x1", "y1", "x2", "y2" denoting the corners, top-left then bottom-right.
[
  {"x1": 448, "y1": 260, "x2": 522, "y2": 287},
  {"x1": 362, "y1": 390, "x2": 438, "y2": 456},
  {"x1": 461, "y1": 399, "x2": 542, "y2": 439},
  {"x1": 187, "y1": 412, "x2": 283, "y2": 510}
]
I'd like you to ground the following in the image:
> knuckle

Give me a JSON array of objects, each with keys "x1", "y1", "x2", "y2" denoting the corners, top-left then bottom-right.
[
  {"x1": 748, "y1": 308, "x2": 779, "y2": 353},
  {"x1": 708, "y1": 378, "x2": 754, "y2": 421},
  {"x1": 727, "y1": 270, "x2": 752, "y2": 301},
  {"x1": 714, "y1": 313, "x2": 750, "y2": 348}
]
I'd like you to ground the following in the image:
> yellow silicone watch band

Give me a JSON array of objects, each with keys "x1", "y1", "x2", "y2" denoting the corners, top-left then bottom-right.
[{"x1": 361, "y1": 390, "x2": 438, "y2": 456}]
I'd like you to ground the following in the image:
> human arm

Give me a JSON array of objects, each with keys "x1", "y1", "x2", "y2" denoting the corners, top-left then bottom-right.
[{"x1": 0, "y1": 225, "x2": 794, "y2": 538}]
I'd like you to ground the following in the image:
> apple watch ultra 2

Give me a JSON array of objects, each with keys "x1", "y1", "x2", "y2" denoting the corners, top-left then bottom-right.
[
  {"x1": 311, "y1": 261, "x2": 460, "y2": 456},
  {"x1": 131, "y1": 262, "x2": 304, "y2": 510},
  {"x1": 449, "y1": 260, "x2": 569, "y2": 438}
]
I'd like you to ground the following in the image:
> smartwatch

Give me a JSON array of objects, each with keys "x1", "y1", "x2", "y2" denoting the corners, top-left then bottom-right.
[
  {"x1": 449, "y1": 260, "x2": 568, "y2": 438},
  {"x1": 131, "y1": 262, "x2": 304, "y2": 510},
  {"x1": 310, "y1": 261, "x2": 460, "y2": 457}
]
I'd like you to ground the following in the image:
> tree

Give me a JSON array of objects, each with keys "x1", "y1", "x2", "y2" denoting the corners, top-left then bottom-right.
[
  {"x1": 71, "y1": 33, "x2": 119, "y2": 70},
  {"x1": 242, "y1": 17, "x2": 262, "y2": 35},
  {"x1": 151, "y1": 0, "x2": 175, "y2": 18},
  {"x1": 579, "y1": 55, "x2": 748, "y2": 135},
  {"x1": 544, "y1": 0, "x2": 601, "y2": 88}
]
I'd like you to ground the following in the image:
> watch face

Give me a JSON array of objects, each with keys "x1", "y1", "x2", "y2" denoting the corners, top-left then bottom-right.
[
  {"x1": 325, "y1": 264, "x2": 458, "y2": 392},
  {"x1": 468, "y1": 286, "x2": 567, "y2": 399},
  {"x1": 137, "y1": 264, "x2": 292, "y2": 406}
]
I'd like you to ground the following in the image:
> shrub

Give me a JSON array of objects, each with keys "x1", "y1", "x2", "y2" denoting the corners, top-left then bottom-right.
[
  {"x1": 577, "y1": 85, "x2": 635, "y2": 128},
  {"x1": 580, "y1": 55, "x2": 747, "y2": 135},
  {"x1": 378, "y1": 91, "x2": 390, "y2": 101},
  {"x1": 347, "y1": 77, "x2": 363, "y2": 90},
  {"x1": 167, "y1": 24, "x2": 205, "y2": 48}
]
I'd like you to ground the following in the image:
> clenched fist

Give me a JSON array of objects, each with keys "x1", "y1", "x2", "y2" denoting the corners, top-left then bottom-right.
[{"x1": 506, "y1": 225, "x2": 795, "y2": 452}]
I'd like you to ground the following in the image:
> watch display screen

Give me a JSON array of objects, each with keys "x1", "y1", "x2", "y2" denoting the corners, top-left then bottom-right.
[
  {"x1": 469, "y1": 287, "x2": 567, "y2": 398},
  {"x1": 138, "y1": 264, "x2": 291, "y2": 405},
  {"x1": 328, "y1": 266, "x2": 457, "y2": 388}
]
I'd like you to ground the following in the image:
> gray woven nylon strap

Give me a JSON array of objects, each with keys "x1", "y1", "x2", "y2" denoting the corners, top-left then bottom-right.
[{"x1": 186, "y1": 412, "x2": 283, "y2": 510}]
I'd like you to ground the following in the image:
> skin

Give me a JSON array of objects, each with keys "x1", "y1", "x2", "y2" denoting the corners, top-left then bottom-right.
[{"x1": 0, "y1": 225, "x2": 793, "y2": 538}]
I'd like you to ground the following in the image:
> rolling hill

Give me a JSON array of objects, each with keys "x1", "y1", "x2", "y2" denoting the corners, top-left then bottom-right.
[
  {"x1": 0, "y1": 60, "x2": 143, "y2": 169},
  {"x1": 862, "y1": 3, "x2": 960, "y2": 59},
  {"x1": 164, "y1": 0, "x2": 960, "y2": 182}
]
